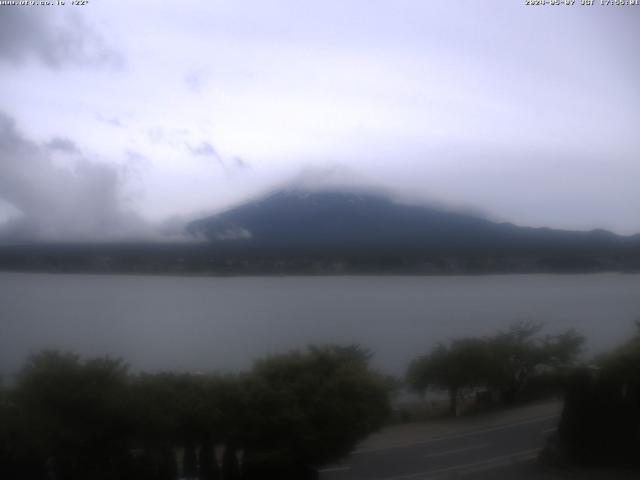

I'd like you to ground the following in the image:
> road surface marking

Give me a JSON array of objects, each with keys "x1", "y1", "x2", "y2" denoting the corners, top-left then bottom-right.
[
  {"x1": 319, "y1": 466, "x2": 351, "y2": 473},
  {"x1": 354, "y1": 414, "x2": 558, "y2": 455},
  {"x1": 455, "y1": 449, "x2": 539, "y2": 477},
  {"x1": 376, "y1": 448, "x2": 539, "y2": 480},
  {"x1": 423, "y1": 443, "x2": 489, "y2": 459},
  {"x1": 542, "y1": 427, "x2": 556, "y2": 433}
]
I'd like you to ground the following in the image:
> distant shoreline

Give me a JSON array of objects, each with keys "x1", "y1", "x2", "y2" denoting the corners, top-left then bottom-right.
[
  {"x1": 1, "y1": 241, "x2": 639, "y2": 277},
  {"x1": 1, "y1": 267, "x2": 639, "y2": 279}
]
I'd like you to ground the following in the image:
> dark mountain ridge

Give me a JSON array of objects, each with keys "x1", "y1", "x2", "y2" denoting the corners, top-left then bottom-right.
[
  {"x1": 187, "y1": 189, "x2": 640, "y2": 258},
  {"x1": 1, "y1": 189, "x2": 639, "y2": 275}
]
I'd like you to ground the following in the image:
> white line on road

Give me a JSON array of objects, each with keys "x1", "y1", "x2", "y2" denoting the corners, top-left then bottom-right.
[
  {"x1": 375, "y1": 448, "x2": 539, "y2": 480},
  {"x1": 354, "y1": 414, "x2": 558, "y2": 455},
  {"x1": 455, "y1": 449, "x2": 539, "y2": 477},
  {"x1": 319, "y1": 466, "x2": 351, "y2": 473},
  {"x1": 423, "y1": 443, "x2": 489, "y2": 459},
  {"x1": 542, "y1": 427, "x2": 556, "y2": 434}
]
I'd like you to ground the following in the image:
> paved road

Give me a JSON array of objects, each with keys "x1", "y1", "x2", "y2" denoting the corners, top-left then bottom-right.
[{"x1": 319, "y1": 413, "x2": 559, "y2": 480}]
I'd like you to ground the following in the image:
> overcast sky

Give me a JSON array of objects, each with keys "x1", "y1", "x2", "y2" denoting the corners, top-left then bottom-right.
[{"x1": 0, "y1": 1, "x2": 638, "y2": 241}]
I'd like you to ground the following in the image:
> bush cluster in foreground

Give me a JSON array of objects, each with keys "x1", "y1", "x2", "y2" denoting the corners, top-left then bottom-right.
[{"x1": 0, "y1": 345, "x2": 390, "y2": 480}]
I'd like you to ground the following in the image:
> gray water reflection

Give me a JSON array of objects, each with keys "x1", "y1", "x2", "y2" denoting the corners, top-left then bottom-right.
[{"x1": 1, "y1": 272, "x2": 639, "y2": 376}]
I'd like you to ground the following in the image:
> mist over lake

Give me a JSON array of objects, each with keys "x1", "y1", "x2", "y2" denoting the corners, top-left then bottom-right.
[{"x1": 1, "y1": 272, "x2": 639, "y2": 377}]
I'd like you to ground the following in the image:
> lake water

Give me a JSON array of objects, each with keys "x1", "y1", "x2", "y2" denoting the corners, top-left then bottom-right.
[{"x1": 1, "y1": 272, "x2": 639, "y2": 377}]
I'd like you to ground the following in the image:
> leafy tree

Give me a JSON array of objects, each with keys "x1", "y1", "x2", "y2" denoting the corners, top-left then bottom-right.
[
  {"x1": 556, "y1": 322, "x2": 640, "y2": 466},
  {"x1": 407, "y1": 338, "x2": 492, "y2": 415},
  {"x1": 129, "y1": 372, "x2": 211, "y2": 447},
  {"x1": 597, "y1": 320, "x2": 640, "y2": 383},
  {"x1": 487, "y1": 321, "x2": 584, "y2": 402},
  {"x1": 242, "y1": 345, "x2": 390, "y2": 477},
  {"x1": 407, "y1": 322, "x2": 585, "y2": 412},
  {"x1": 12, "y1": 351, "x2": 132, "y2": 480},
  {"x1": 0, "y1": 381, "x2": 32, "y2": 479},
  {"x1": 2, "y1": 345, "x2": 390, "y2": 479}
]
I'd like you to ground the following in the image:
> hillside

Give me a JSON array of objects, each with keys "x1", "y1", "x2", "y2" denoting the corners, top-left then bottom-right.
[
  {"x1": 187, "y1": 189, "x2": 640, "y2": 258},
  {"x1": 0, "y1": 189, "x2": 639, "y2": 275}
]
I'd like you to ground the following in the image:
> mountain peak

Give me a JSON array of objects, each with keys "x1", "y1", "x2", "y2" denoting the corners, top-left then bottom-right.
[{"x1": 187, "y1": 189, "x2": 637, "y2": 258}]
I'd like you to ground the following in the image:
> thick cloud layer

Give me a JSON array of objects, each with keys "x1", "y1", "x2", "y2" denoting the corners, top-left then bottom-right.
[
  {"x1": 0, "y1": 112, "x2": 146, "y2": 242},
  {"x1": 0, "y1": 2, "x2": 638, "y2": 239},
  {"x1": 0, "y1": 9, "x2": 119, "y2": 68}
]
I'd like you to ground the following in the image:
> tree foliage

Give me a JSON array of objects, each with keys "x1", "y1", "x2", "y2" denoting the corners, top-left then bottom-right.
[
  {"x1": 407, "y1": 338, "x2": 491, "y2": 414},
  {"x1": 2, "y1": 352, "x2": 131, "y2": 479},
  {"x1": 556, "y1": 322, "x2": 640, "y2": 467},
  {"x1": 407, "y1": 321, "x2": 585, "y2": 413},
  {"x1": 244, "y1": 345, "x2": 390, "y2": 468},
  {"x1": 0, "y1": 345, "x2": 390, "y2": 480}
]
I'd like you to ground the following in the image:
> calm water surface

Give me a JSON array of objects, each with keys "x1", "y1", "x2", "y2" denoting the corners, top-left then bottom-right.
[{"x1": 1, "y1": 272, "x2": 639, "y2": 376}]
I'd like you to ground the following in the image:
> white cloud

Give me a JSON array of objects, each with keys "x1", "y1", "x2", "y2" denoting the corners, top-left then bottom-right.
[
  {"x1": 0, "y1": 112, "x2": 145, "y2": 241},
  {"x1": 0, "y1": 1, "x2": 638, "y2": 237}
]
